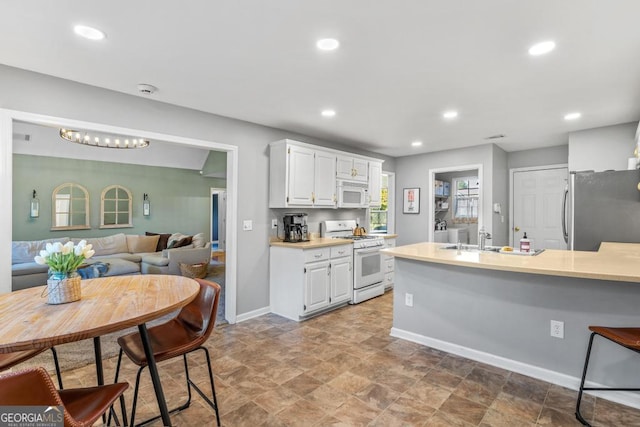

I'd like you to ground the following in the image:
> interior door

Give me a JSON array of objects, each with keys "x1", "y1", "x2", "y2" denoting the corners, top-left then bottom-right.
[{"x1": 512, "y1": 167, "x2": 568, "y2": 250}]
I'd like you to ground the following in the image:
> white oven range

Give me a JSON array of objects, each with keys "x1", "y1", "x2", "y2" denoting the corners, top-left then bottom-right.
[{"x1": 322, "y1": 220, "x2": 385, "y2": 304}]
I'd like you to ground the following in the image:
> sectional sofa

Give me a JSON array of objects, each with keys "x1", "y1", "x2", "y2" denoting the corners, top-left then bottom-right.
[{"x1": 11, "y1": 232, "x2": 211, "y2": 291}]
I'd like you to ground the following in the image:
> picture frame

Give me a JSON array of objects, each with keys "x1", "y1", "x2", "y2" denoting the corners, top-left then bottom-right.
[{"x1": 403, "y1": 188, "x2": 420, "y2": 214}]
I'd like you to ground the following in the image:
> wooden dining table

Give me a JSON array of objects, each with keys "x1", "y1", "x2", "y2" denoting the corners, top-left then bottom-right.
[{"x1": 0, "y1": 274, "x2": 200, "y2": 427}]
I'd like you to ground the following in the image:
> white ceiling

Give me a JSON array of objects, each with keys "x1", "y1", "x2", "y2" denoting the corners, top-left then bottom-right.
[{"x1": 2, "y1": 0, "x2": 640, "y2": 157}]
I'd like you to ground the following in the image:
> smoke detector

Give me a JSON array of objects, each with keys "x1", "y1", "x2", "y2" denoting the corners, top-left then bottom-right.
[{"x1": 137, "y1": 84, "x2": 158, "y2": 95}]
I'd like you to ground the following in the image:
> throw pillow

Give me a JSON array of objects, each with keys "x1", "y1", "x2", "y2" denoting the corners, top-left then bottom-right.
[
  {"x1": 145, "y1": 232, "x2": 172, "y2": 251},
  {"x1": 77, "y1": 262, "x2": 110, "y2": 279},
  {"x1": 167, "y1": 236, "x2": 193, "y2": 249},
  {"x1": 126, "y1": 235, "x2": 160, "y2": 253},
  {"x1": 192, "y1": 232, "x2": 206, "y2": 248}
]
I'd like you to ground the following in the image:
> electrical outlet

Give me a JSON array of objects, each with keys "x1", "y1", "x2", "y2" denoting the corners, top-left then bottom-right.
[
  {"x1": 405, "y1": 293, "x2": 413, "y2": 307},
  {"x1": 243, "y1": 220, "x2": 253, "y2": 231},
  {"x1": 550, "y1": 320, "x2": 564, "y2": 339},
  {"x1": 271, "y1": 219, "x2": 278, "y2": 229}
]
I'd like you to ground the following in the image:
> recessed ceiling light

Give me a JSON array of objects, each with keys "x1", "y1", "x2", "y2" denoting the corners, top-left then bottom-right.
[
  {"x1": 443, "y1": 110, "x2": 458, "y2": 119},
  {"x1": 73, "y1": 24, "x2": 106, "y2": 41},
  {"x1": 321, "y1": 109, "x2": 336, "y2": 117},
  {"x1": 528, "y1": 40, "x2": 556, "y2": 56},
  {"x1": 564, "y1": 112, "x2": 582, "y2": 120},
  {"x1": 316, "y1": 38, "x2": 340, "y2": 51},
  {"x1": 411, "y1": 141, "x2": 423, "y2": 147}
]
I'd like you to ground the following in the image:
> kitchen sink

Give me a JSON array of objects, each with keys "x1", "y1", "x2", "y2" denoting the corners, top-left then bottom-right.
[{"x1": 439, "y1": 244, "x2": 545, "y2": 256}]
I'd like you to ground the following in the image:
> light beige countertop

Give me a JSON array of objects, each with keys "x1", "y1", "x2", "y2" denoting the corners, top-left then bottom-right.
[
  {"x1": 382, "y1": 234, "x2": 398, "y2": 239},
  {"x1": 382, "y1": 241, "x2": 640, "y2": 283},
  {"x1": 270, "y1": 237, "x2": 353, "y2": 248}
]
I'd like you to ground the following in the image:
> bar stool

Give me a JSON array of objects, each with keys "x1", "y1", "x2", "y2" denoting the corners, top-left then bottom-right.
[{"x1": 576, "y1": 326, "x2": 640, "y2": 426}]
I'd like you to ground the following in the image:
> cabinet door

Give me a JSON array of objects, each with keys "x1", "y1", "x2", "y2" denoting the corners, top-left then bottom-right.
[
  {"x1": 288, "y1": 145, "x2": 315, "y2": 205},
  {"x1": 368, "y1": 161, "x2": 382, "y2": 207},
  {"x1": 352, "y1": 158, "x2": 368, "y2": 182},
  {"x1": 304, "y1": 260, "x2": 330, "y2": 313},
  {"x1": 330, "y1": 256, "x2": 352, "y2": 304},
  {"x1": 336, "y1": 156, "x2": 355, "y2": 180},
  {"x1": 314, "y1": 150, "x2": 337, "y2": 206}
]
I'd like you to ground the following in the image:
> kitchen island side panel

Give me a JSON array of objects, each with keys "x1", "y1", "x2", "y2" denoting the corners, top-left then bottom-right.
[{"x1": 392, "y1": 258, "x2": 640, "y2": 392}]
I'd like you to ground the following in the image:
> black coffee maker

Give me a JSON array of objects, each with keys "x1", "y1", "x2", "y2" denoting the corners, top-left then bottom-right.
[{"x1": 283, "y1": 213, "x2": 309, "y2": 242}]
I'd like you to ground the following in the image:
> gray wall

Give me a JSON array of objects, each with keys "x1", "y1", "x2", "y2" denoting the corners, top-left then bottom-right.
[
  {"x1": 13, "y1": 154, "x2": 223, "y2": 241},
  {"x1": 507, "y1": 145, "x2": 568, "y2": 170},
  {"x1": 0, "y1": 64, "x2": 394, "y2": 316},
  {"x1": 568, "y1": 122, "x2": 638, "y2": 172},
  {"x1": 394, "y1": 259, "x2": 640, "y2": 393},
  {"x1": 394, "y1": 144, "x2": 509, "y2": 247},
  {"x1": 492, "y1": 145, "x2": 509, "y2": 246}
]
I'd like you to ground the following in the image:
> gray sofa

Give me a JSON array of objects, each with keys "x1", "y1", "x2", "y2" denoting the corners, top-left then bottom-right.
[{"x1": 11, "y1": 233, "x2": 211, "y2": 291}]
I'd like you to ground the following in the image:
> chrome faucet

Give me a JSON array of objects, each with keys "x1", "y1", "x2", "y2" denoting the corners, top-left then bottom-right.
[{"x1": 478, "y1": 227, "x2": 492, "y2": 250}]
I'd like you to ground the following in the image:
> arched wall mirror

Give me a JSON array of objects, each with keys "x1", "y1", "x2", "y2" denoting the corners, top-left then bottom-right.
[
  {"x1": 100, "y1": 185, "x2": 133, "y2": 229},
  {"x1": 51, "y1": 183, "x2": 91, "y2": 230}
]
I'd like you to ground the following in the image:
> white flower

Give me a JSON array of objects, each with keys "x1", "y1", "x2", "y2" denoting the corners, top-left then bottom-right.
[
  {"x1": 34, "y1": 255, "x2": 47, "y2": 265},
  {"x1": 83, "y1": 248, "x2": 95, "y2": 259},
  {"x1": 74, "y1": 240, "x2": 87, "y2": 256},
  {"x1": 62, "y1": 241, "x2": 74, "y2": 255},
  {"x1": 50, "y1": 242, "x2": 63, "y2": 254}
]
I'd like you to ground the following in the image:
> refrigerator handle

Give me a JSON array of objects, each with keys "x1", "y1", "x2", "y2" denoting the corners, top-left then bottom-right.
[{"x1": 561, "y1": 185, "x2": 568, "y2": 243}]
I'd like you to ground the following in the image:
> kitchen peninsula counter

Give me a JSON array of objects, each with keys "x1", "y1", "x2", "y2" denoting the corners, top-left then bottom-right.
[
  {"x1": 269, "y1": 237, "x2": 352, "y2": 249},
  {"x1": 382, "y1": 241, "x2": 640, "y2": 283},
  {"x1": 387, "y1": 241, "x2": 640, "y2": 409}
]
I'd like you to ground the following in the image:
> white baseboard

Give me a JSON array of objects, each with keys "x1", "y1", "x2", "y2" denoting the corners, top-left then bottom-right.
[
  {"x1": 391, "y1": 327, "x2": 640, "y2": 410},
  {"x1": 235, "y1": 306, "x2": 271, "y2": 323}
]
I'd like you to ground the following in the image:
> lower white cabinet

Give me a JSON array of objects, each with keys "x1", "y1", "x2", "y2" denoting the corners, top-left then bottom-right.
[
  {"x1": 382, "y1": 238, "x2": 396, "y2": 290},
  {"x1": 271, "y1": 244, "x2": 353, "y2": 321}
]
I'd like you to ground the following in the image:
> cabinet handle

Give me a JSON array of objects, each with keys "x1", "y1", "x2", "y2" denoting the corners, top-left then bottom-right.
[
  {"x1": 312, "y1": 192, "x2": 315, "y2": 203},
  {"x1": 314, "y1": 253, "x2": 322, "y2": 258},
  {"x1": 338, "y1": 250, "x2": 345, "y2": 255},
  {"x1": 327, "y1": 264, "x2": 331, "y2": 275}
]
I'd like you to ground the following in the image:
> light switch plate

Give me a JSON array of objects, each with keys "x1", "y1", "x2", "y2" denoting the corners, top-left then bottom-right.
[
  {"x1": 243, "y1": 220, "x2": 253, "y2": 231},
  {"x1": 271, "y1": 219, "x2": 278, "y2": 229}
]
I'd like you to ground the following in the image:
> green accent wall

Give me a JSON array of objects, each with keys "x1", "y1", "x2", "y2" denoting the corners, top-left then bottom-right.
[{"x1": 12, "y1": 154, "x2": 225, "y2": 241}]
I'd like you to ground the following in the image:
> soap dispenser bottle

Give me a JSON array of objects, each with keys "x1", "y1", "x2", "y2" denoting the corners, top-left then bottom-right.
[{"x1": 519, "y1": 232, "x2": 530, "y2": 253}]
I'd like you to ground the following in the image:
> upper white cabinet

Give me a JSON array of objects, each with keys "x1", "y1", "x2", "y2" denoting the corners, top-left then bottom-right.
[
  {"x1": 269, "y1": 139, "x2": 383, "y2": 208},
  {"x1": 337, "y1": 156, "x2": 368, "y2": 182},
  {"x1": 368, "y1": 161, "x2": 382, "y2": 207},
  {"x1": 270, "y1": 140, "x2": 337, "y2": 208}
]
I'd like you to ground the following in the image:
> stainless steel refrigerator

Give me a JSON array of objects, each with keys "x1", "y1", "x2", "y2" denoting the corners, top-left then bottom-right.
[{"x1": 564, "y1": 170, "x2": 640, "y2": 251}]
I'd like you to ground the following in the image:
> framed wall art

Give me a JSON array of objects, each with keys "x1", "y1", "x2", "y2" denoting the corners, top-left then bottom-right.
[{"x1": 403, "y1": 188, "x2": 420, "y2": 214}]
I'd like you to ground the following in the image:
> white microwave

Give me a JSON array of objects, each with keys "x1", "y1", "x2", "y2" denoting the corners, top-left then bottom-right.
[{"x1": 337, "y1": 180, "x2": 369, "y2": 208}]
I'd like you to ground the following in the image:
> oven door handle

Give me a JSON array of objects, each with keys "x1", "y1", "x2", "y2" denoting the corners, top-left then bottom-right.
[{"x1": 355, "y1": 247, "x2": 381, "y2": 255}]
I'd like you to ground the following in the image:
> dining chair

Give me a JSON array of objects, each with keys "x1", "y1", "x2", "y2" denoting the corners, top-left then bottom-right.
[
  {"x1": 0, "y1": 347, "x2": 63, "y2": 389},
  {"x1": 0, "y1": 366, "x2": 128, "y2": 427},
  {"x1": 114, "y1": 278, "x2": 221, "y2": 426},
  {"x1": 575, "y1": 326, "x2": 640, "y2": 426}
]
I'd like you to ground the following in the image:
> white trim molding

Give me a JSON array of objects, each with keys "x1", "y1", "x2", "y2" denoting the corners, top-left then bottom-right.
[
  {"x1": 236, "y1": 306, "x2": 271, "y2": 323},
  {"x1": 391, "y1": 327, "x2": 640, "y2": 410}
]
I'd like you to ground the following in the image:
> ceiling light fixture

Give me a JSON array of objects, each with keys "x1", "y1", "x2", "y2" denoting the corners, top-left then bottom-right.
[
  {"x1": 73, "y1": 25, "x2": 106, "y2": 41},
  {"x1": 321, "y1": 109, "x2": 336, "y2": 117},
  {"x1": 564, "y1": 112, "x2": 582, "y2": 121},
  {"x1": 443, "y1": 110, "x2": 458, "y2": 119},
  {"x1": 316, "y1": 38, "x2": 340, "y2": 51},
  {"x1": 59, "y1": 128, "x2": 150, "y2": 149},
  {"x1": 528, "y1": 40, "x2": 556, "y2": 56},
  {"x1": 411, "y1": 141, "x2": 423, "y2": 147}
]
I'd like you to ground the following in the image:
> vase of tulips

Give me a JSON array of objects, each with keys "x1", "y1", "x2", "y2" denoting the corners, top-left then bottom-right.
[{"x1": 35, "y1": 240, "x2": 95, "y2": 304}]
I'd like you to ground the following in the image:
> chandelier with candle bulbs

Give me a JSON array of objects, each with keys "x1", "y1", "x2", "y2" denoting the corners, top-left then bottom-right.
[{"x1": 59, "y1": 129, "x2": 150, "y2": 149}]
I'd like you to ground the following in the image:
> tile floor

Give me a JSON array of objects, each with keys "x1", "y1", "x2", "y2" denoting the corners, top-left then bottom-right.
[{"x1": 58, "y1": 291, "x2": 640, "y2": 426}]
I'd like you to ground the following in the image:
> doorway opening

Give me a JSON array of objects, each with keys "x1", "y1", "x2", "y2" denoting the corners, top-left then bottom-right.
[{"x1": 428, "y1": 164, "x2": 483, "y2": 244}]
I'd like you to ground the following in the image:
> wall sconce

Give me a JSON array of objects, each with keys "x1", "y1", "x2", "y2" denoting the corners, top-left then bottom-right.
[
  {"x1": 143, "y1": 193, "x2": 150, "y2": 216},
  {"x1": 30, "y1": 190, "x2": 40, "y2": 218}
]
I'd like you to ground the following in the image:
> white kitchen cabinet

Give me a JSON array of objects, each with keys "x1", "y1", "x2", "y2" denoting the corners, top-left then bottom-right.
[
  {"x1": 270, "y1": 244, "x2": 353, "y2": 321},
  {"x1": 304, "y1": 259, "x2": 331, "y2": 313},
  {"x1": 368, "y1": 161, "x2": 382, "y2": 207},
  {"x1": 337, "y1": 155, "x2": 368, "y2": 182},
  {"x1": 269, "y1": 140, "x2": 336, "y2": 208},
  {"x1": 382, "y1": 238, "x2": 396, "y2": 290},
  {"x1": 313, "y1": 149, "x2": 337, "y2": 206}
]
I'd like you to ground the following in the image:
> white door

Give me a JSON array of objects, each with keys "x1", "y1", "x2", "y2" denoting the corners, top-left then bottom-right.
[
  {"x1": 288, "y1": 145, "x2": 314, "y2": 205},
  {"x1": 512, "y1": 167, "x2": 568, "y2": 250},
  {"x1": 330, "y1": 257, "x2": 352, "y2": 304},
  {"x1": 304, "y1": 260, "x2": 330, "y2": 313},
  {"x1": 314, "y1": 150, "x2": 337, "y2": 206}
]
